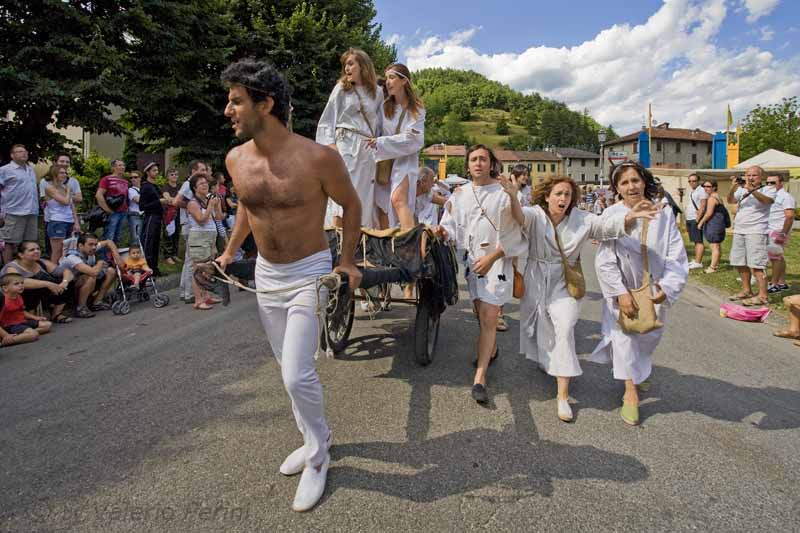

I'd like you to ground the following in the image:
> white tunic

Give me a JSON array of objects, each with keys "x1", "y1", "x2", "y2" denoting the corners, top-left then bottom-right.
[
  {"x1": 316, "y1": 83, "x2": 383, "y2": 227},
  {"x1": 440, "y1": 183, "x2": 526, "y2": 306},
  {"x1": 415, "y1": 190, "x2": 438, "y2": 225},
  {"x1": 373, "y1": 104, "x2": 426, "y2": 228},
  {"x1": 590, "y1": 203, "x2": 689, "y2": 384},
  {"x1": 503, "y1": 205, "x2": 628, "y2": 377}
]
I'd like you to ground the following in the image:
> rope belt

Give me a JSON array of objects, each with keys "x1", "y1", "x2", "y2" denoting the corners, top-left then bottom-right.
[{"x1": 211, "y1": 262, "x2": 343, "y2": 358}]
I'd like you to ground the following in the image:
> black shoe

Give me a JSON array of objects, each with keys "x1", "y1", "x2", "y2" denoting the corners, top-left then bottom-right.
[
  {"x1": 471, "y1": 384, "x2": 489, "y2": 404},
  {"x1": 473, "y1": 347, "x2": 500, "y2": 367}
]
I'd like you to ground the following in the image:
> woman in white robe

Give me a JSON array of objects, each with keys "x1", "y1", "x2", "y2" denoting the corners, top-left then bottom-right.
[
  {"x1": 316, "y1": 48, "x2": 382, "y2": 228},
  {"x1": 368, "y1": 63, "x2": 425, "y2": 229},
  {"x1": 437, "y1": 145, "x2": 526, "y2": 405},
  {"x1": 499, "y1": 174, "x2": 659, "y2": 422},
  {"x1": 590, "y1": 162, "x2": 689, "y2": 426}
]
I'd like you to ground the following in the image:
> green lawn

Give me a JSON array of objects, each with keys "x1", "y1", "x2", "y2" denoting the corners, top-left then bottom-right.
[{"x1": 683, "y1": 230, "x2": 799, "y2": 311}]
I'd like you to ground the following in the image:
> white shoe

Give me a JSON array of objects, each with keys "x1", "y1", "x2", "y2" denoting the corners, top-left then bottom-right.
[
  {"x1": 557, "y1": 399, "x2": 574, "y2": 422},
  {"x1": 280, "y1": 433, "x2": 332, "y2": 476},
  {"x1": 687, "y1": 261, "x2": 703, "y2": 269},
  {"x1": 280, "y1": 446, "x2": 306, "y2": 476},
  {"x1": 292, "y1": 453, "x2": 330, "y2": 512},
  {"x1": 360, "y1": 301, "x2": 370, "y2": 312}
]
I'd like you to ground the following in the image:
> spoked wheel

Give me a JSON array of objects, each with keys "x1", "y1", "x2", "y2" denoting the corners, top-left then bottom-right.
[
  {"x1": 321, "y1": 282, "x2": 355, "y2": 354},
  {"x1": 153, "y1": 294, "x2": 170, "y2": 308},
  {"x1": 413, "y1": 282, "x2": 441, "y2": 366}
]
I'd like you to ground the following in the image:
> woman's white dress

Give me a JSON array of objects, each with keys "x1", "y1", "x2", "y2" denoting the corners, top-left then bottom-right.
[
  {"x1": 502, "y1": 205, "x2": 628, "y2": 377},
  {"x1": 316, "y1": 83, "x2": 383, "y2": 228},
  {"x1": 590, "y1": 203, "x2": 689, "y2": 384},
  {"x1": 373, "y1": 104, "x2": 426, "y2": 228},
  {"x1": 440, "y1": 183, "x2": 525, "y2": 306}
]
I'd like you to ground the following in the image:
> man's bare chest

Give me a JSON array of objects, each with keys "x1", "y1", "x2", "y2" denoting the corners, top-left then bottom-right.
[{"x1": 235, "y1": 164, "x2": 313, "y2": 210}]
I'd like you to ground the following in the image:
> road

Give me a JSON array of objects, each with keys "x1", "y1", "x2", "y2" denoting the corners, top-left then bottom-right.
[{"x1": 1, "y1": 247, "x2": 799, "y2": 531}]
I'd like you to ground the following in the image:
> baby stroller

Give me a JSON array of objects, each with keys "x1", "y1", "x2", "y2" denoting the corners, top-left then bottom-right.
[{"x1": 109, "y1": 236, "x2": 170, "y2": 315}]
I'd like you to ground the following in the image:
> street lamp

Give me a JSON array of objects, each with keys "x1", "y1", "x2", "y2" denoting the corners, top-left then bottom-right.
[{"x1": 598, "y1": 129, "x2": 607, "y2": 187}]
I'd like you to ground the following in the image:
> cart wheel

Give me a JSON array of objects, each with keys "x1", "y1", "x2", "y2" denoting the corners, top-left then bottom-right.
[
  {"x1": 111, "y1": 301, "x2": 122, "y2": 315},
  {"x1": 141, "y1": 290, "x2": 150, "y2": 302},
  {"x1": 153, "y1": 294, "x2": 169, "y2": 308},
  {"x1": 321, "y1": 283, "x2": 354, "y2": 354},
  {"x1": 413, "y1": 285, "x2": 441, "y2": 366},
  {"x1": 119, "y1": 301, "x2": 131, "y2": 315}
]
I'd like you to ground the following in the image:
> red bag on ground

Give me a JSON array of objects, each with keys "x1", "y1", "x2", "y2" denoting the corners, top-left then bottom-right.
[{"x1": 719, "y1": 303, "x2": 770, "y2": 322}]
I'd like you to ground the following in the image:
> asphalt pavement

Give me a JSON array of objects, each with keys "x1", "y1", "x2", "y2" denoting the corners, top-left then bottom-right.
[{"x1": 1, "y1": 247, "x2": 799, "y2": 532}]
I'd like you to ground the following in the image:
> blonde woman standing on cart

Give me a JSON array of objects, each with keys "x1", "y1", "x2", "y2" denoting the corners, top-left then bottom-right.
[
  {"x1": 368, "y1": 63, "x2": 425, "y2": 230},
  {"x1": 316, "y1": 48, "x2": 382, "y2": 228}
]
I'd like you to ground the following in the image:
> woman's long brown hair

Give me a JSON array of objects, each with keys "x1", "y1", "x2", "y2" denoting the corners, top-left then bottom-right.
[
  {"x1": 338, "y1": 48, "x2": 377, "y2": 99},
  {"x1": 383, "y1": 63, "x2": 423, "y2": 119}
]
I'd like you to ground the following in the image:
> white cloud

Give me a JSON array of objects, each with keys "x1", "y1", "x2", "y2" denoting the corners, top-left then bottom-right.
[
  {"x1": 740, "y1": 0, "x2": 780, "y2": 23},
  {"x1": 402, "y1": 0, "x2": 800, "y2": 135},
  {"x1": 760, "y1": 26, "x2": 774, "y2": 41},
  {"x1": 386, "y1": 33, "x2": 404, "y2": 46}
]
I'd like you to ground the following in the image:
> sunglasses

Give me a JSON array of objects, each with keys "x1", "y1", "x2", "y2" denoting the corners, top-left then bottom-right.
[
  {"x1": 766, "y1": 181, "x2": 778, "y2": 185},
  {"x1": 702, "y1": 184, "x2": 713, "y2": 188}
]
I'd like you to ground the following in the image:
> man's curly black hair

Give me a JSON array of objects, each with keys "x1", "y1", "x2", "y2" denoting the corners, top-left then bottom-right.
[{"x1": 221, "y1": 59, "x2": 292, "y2": 126}]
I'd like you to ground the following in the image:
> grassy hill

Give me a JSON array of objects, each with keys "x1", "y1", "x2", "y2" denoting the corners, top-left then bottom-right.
[{"x1": 461, "y1": 109, "x2": 528, "y2": 148}]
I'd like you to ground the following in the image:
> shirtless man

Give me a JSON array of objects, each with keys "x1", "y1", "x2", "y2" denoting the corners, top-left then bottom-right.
[{"x1": 215, "y1": 59, "x2": 362, "y2": 512}]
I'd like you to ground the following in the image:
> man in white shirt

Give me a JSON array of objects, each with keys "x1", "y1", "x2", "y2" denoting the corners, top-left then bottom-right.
[
  {"x1": 684, "y1": 173, "x2": 707, "y2": 269},
  {"x1": 414, "y1": 167, "x2": 447, "y2": 225},
  {"x1": 726, "y1": 166, "x2": 776, "y2": 305},
  {"x1": 0, "y1": 144, "x2": 40, "y2": 263},
  {"x1": 765, "y1": 174, "x2": 796, "y2": 293}
]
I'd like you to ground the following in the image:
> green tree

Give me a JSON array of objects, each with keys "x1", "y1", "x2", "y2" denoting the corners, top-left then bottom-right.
[
  {"x1": 739, "y1": 97, "x2": 800, "y2": 160},
  {"x1": 427, "y1": 113, "x2": 468, "y2": 146},
  {"x1": 0, "y1": 1, "x2": 133, "y2": 160},
  {"x1": 1, "y1": 0, "x2": 394, "y2": 165},
  {"x1": 496, "y1": 118, "x2": 510, "y2": 135},
  {"x1": 446, "y1": 156, "x2": 465, "y2": 176}
]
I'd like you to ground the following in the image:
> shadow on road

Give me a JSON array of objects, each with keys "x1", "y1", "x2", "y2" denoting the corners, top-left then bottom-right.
[
  {"x1": 331, "y1": 427, "x2": 648, "y2": 502},
  {"x1": 579, "y1": 361, "x2": 800, "y2": 430}
]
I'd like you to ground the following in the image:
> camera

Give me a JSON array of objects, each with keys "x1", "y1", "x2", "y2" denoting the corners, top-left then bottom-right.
[
  {"x1": 206, "y1": 193, "x2": 216, "y2": 201},
  {"x1": 736, "y1": 176, "x2": 746, "y2": 185}
]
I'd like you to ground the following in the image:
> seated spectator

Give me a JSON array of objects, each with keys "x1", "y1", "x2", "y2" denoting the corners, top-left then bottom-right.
[
  {"x1": 0, "y1": 272, "x2": 51, "y2": 346},
  {"x1": 774, "y1": 294, "x2": 800, "y2": 344},
  {"x1": 122, "y1": 244, "x2": 152, "y2": 288},
  {"x1": 59, "y1": 233, "x2": 120, "y2": 318},
  {"x1": 1, "y1": 241, "x2": 74, "y2": 323}
]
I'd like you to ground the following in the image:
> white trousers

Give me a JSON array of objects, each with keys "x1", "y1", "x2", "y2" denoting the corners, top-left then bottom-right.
[{"x1": 255, "y1": 249, "x2": 332, "y2": 467}]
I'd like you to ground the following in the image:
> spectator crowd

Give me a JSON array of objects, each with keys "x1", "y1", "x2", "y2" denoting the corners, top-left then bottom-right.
[{"x1": 0, "y1": 143, "x2": 244, "y2": 346}]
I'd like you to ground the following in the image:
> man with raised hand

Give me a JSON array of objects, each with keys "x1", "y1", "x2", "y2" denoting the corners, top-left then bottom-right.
[{"x1": 215, "y1": 59, "x2": 362, "y2": 513}]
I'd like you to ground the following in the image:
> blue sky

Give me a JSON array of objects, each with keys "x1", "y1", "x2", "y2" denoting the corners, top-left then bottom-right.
[{"x1": 372, "y1": 0, "x2": 800, "y2": 134}]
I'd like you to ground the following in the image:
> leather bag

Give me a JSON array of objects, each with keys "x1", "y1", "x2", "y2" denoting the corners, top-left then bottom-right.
[
  {"x1": 617, "y1": 219, "x2": 664, "y2": 334},
  {"x1": 551, "y1": 219, "x2": 586, "y2": 300}
]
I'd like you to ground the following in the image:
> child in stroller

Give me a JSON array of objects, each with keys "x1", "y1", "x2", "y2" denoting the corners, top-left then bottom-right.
[{"x1": 110, "y1": 238, "x2": 169, "y2": 315}]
